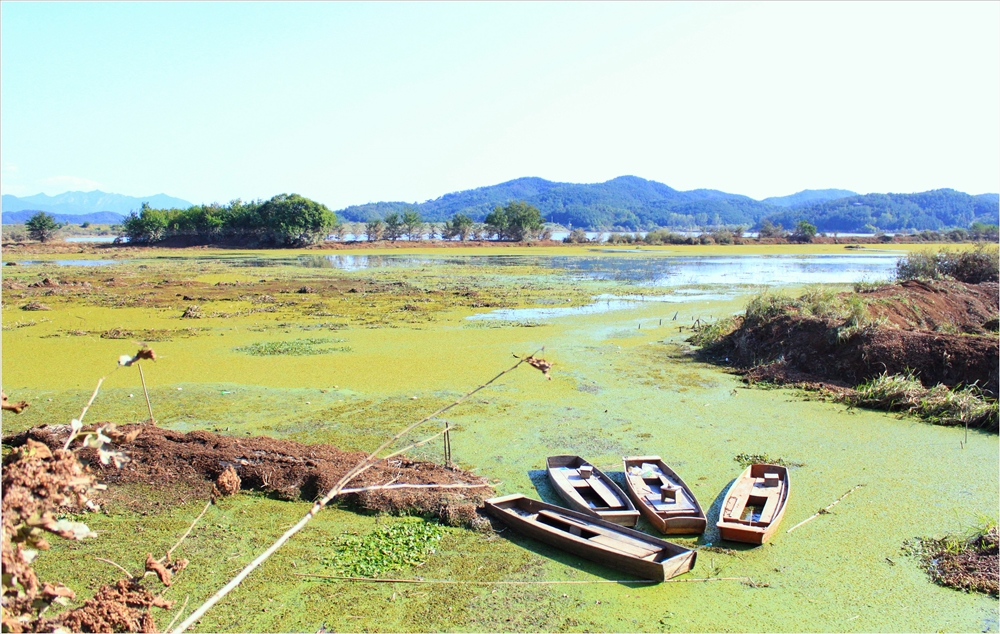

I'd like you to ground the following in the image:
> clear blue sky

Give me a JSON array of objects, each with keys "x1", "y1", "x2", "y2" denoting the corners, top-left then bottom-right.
[{"x1": 2, "y1": 2, "x2": 998, "y2": 208}]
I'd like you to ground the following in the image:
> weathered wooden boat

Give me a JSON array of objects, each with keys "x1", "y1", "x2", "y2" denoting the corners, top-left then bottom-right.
[
  {"x1": 546, "y1": 455, "x2": 640, "y2": 527},
  {"x1": 622, "y1": 456, "x2": 706, "y2": 535},
  {"x1": 484, "y1": 493, "x2": 697, "y2": 581},
  {"x1": 716, "y1": 464, "x2": 790, "y2": 545}
]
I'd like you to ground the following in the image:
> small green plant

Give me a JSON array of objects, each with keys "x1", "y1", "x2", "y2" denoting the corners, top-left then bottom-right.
[
  {"x1": 733, "y1": 452, "x2": 804, "y2": 468},
  {"x1": 853, "y1": 279, "x2": 890, "y2": 293},
  {"x1": 327, "y1": 519, "x2": 444, "y2": 578},
  {"x1": 797, "y1": 286, "x2": 840, "y2": 319},
  {"x1": 688, "y1": 315, "x2": 739, "y2": 347},
  {"x1": 234, "y1": 337, "x2": 350, "y2": 356},
  {"x1": 743, "y1": 292, "x2": 793, "y2": 328}
]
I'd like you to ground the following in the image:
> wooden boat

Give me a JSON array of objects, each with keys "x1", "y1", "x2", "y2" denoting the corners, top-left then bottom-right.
[
  {"x1": 546, "y1": 455, "x2": 640, "y2": 527},
  {"x1": 716, "y1": 464, "x2": 790, "y2": 545},
  {"x1": 484, "y1": 493, "x2": 697, "y2": 581},
  {"x1": 622, "y1": 456, "x2": 707, "y2": 535}
]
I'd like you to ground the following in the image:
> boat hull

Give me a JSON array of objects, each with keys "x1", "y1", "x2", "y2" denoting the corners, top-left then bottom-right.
[
  {"x1": 546, "y1": 455, "x2": 640, "y2": 527},
  {"x1": 623, "y1": 456, "x2": 707, "y2": 535},
  {"x1": 716, "y1": 464, "x2": 790, "y2": 545},
  {"x1": 485, "y1": 493, "x2": 696, "y2": 582}
]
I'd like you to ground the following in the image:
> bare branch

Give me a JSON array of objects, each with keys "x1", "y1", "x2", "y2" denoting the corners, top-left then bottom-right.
[
  {"x1": 94, "y1": 557, "x2": 134, "y2": 579},
  {"x1": 337, "y1": 482, "x2": 491, "y2": 495},
  {"x1": 171, "y1": 351, "x2": 542, "y2": 634}
]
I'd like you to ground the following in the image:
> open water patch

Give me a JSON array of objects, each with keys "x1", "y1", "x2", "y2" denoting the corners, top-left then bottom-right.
[
  {"x1": 467, "y1": 291, "x2": 734, "y2": 321},
  {"x1": 14, "y1": 259, "x2": 118, "y2": 267},
  {"x1": 294, "y1": 253, "x2": 900, "y2": 286}
]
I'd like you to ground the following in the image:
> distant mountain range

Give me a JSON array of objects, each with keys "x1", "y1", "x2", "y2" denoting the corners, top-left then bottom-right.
[
  {"x1": 336, "y1": 176, "x2": 998, "y2": 232},
  {"x1": 4, "y1": 180, "x2": 996, "y2": 232},
  {"x1": 1, "y1": 210, "x2": 126, "y2": 225},
  {"x1": 1, "y1": 190, "x2": 191, "y2": 222}
]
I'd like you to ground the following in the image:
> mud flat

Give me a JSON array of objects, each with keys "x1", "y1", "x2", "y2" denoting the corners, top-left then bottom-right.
[{"x1": 2, "y1": 246, "x2": 998, "y2": 632}]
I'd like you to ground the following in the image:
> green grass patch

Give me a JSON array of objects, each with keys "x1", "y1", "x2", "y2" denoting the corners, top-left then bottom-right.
[
  {"x1": 234, "y1": 337, "x2": 351, "y2": 356},
  {"x1": 326, "y1": 518, "x2": 444, "y2": 578}
]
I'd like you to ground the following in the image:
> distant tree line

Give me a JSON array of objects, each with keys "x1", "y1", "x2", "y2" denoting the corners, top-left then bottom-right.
[
  {"x1": 119, "y1": 194, "x2": 336, "y2": 246},
  {"x1": 116, "y1": 198, "x2": 548, "y2": 246}
]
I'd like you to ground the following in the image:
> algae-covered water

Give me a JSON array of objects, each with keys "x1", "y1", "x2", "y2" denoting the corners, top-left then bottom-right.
[{"x1": 2, "y1": 245, "x2": 996, "y2": 632}]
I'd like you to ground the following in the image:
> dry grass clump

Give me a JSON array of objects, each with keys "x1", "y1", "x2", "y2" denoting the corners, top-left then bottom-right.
[
  {"x1": 20, "y1": 301, "x2": 51, "y2": 311},
  {"x1": 845, "y1": 372, "x2": 998, "y2": 431}
]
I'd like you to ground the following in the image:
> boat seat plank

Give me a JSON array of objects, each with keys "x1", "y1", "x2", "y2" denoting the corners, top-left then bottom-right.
[
  {"x1": 553, "y1": 467, "x2": 624, "y2": 509},
  {"x1": 588, "y1": 534, "x2": 660, "y2": 557},
  {"x1": 585, "y1": 476, "x2": 626, "y2": 508},
  {"x1": 758, "y1": 494, "x2": 780, "y2": 524}
]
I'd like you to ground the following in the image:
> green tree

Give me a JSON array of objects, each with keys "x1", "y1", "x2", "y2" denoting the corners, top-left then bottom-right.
[
  {"x1": 443, "y1": 213, "x2": 474, "y2": 240},
  {"x1": 758, "y1": 220, "x2": 785, "y2": 239},
  {"x1": 484, "y1": 200, "x2": 544, "y2": 241},
  {"x1": 791, "y1": 220, "x2": 817, "y2": 243},
  {"x1": 121, "y1": 203, "x2": 168, "y2": 243},
  {"x1": 25, "y1": 212, "x2": 60, "y2": 243},
  {"x1": 365, "y1": 218, "x2": 384, "y2": 241},
  {"x1": 383, "y1": 213, "x2": 403, "y2": 241},
  {"x1": 402, "y1": 208, "x2": 423, "y2": 241},
  {"x1": 258, "y1": 193, "x2": 336, "y2": 246}
]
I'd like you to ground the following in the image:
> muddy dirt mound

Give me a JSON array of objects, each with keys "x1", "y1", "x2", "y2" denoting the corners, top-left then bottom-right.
[
  {"x1": 701, "y1": 281, "x2": 999, "y2": 398},
  {"x1": 863, "y1": 280, "x2": 998, "y2": 333},
  {"x1": 5, "y1": 425, "x2": 493, "y2": 526}
]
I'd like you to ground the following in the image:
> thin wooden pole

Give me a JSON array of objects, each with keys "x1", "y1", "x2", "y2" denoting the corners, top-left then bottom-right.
[
  {"x1": 137, "y1": 362, "x2": 154, "y2": 423},
  {"x1": 786, "y1": 484, "x2": 864, "y2": 534},
  {"x1": 171, "y1": 351, "x2": 541, "y2": 634}
]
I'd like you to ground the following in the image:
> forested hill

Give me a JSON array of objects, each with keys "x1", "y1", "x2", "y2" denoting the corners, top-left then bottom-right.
[
  {"x1": 337, "y1": 176, "x2": 785, "y2": 229},
  {"x1": 336, "y1": 177, "x2": 997, "y2": 232},
  {"x1": 759, "y1": 190, "x2": 1000, "y2": 233}
]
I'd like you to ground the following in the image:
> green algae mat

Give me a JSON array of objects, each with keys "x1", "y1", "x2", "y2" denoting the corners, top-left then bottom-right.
[{"x1": 2, "y1": 246, "x2": 997, "y2": 632}]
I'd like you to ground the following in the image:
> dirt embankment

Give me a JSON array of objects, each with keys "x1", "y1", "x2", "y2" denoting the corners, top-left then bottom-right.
[
  {"x1": 702, "y1": 280, "x2": 999, "y2": 397},
  {"x1": 4, "y1": 424, "x2": 493, "y2": 527}
]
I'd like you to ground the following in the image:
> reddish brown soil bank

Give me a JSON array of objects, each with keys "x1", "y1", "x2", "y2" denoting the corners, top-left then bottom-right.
[
  {"x1": 703, "y1": 280, "x2": 999, "y2": 397},
  {"x1": 5, "y1": 425, "x2": 493, "y2": 526}
]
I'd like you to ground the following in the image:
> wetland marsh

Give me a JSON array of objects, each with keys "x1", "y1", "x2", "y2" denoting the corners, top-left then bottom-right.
[{"x1": 2, "y1": 244, "x2": 997, "y2": 632}]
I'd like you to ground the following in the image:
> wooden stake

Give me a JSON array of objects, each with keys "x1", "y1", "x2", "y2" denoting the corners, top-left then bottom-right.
[{"x1": 137, "y1": 362, "x2": 154, "y2": 423}]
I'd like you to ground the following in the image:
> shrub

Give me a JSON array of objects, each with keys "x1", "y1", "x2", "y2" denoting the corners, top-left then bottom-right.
[
  {"x1": 896, "y1": 251, "x2": 942, "y2": 281},
  {"x1": 937, "y1": 244, "x2": 999, "y2": 283}
]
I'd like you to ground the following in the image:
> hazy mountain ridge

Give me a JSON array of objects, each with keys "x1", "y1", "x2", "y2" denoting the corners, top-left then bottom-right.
[
  {"x1": 763, "y1": 189, "x2": 858, "y2": 208},
  {"x1": 2, "y1": 190, "x2": 192, "y2": 216},
  {"x1": 2, "y1": 210, "x2": 125, "y2": 225}
]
